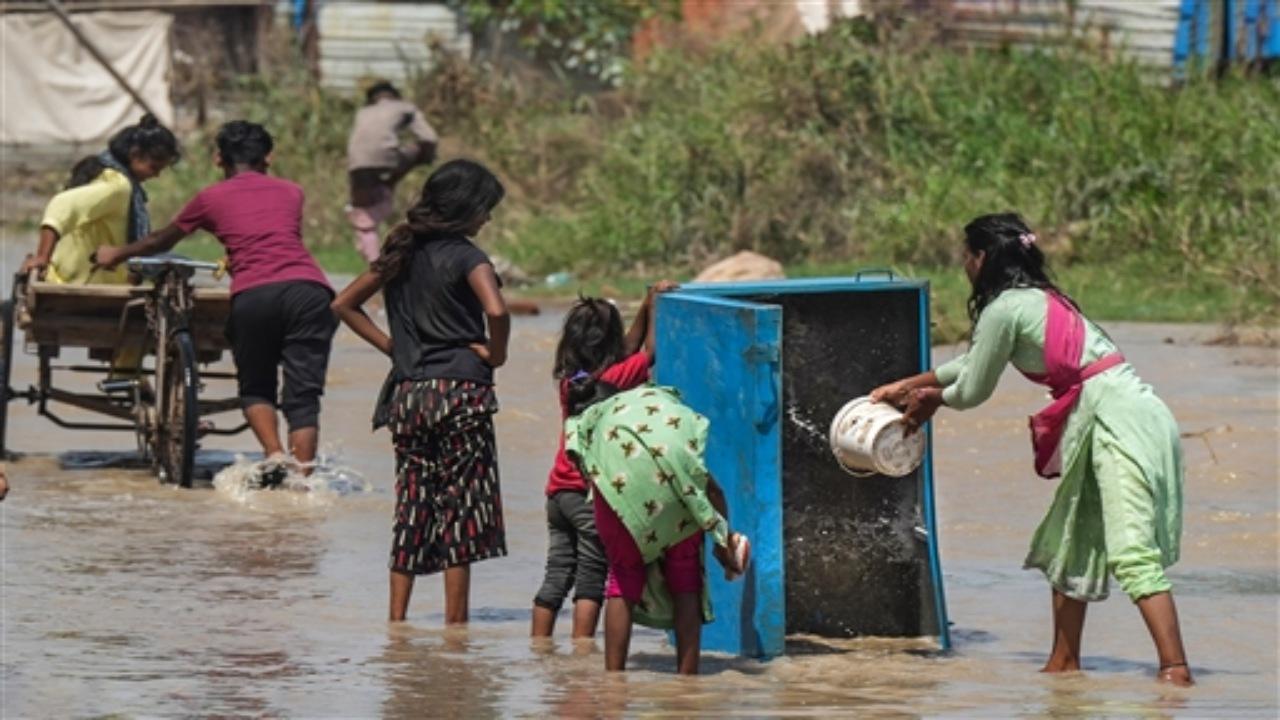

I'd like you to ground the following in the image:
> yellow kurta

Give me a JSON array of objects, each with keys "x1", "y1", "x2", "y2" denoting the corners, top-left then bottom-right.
[{"x1": 40, "y1": 168, "x2": 132, "y2": 285}]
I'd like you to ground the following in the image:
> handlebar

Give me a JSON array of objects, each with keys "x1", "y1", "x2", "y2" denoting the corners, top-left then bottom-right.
[
  {"x1": 125, "y1": 254, "x2": 224, "y2": 283},
  {"x1": 126, "y1": 256, "x2": 221, "y2": 272}
]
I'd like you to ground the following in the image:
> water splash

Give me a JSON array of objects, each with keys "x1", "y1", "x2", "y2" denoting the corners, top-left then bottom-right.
[
  {"x1": 786, "y1": 403, "x2": 830, "y2": 450},
  {"x1": 212, "y1": 447, "x2": 371, "y2": 507}
]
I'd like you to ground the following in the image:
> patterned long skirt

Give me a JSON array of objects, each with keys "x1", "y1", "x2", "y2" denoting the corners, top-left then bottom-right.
[{"x1": 386, "y1": 378, "x2": 507, "y2": 575}]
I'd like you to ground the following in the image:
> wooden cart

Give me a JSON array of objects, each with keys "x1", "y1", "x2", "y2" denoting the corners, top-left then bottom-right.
[{"x1": 0, "y1": 257, "x2": 249, "y2": 487}]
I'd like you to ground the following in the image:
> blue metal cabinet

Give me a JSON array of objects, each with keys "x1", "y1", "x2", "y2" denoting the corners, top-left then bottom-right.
[
  {"x1": 654, "y1": 293, "x2": 785, "y2": 658},
  {"x1": 656, "y1": 275, "x2": 950, "y2": 658}
]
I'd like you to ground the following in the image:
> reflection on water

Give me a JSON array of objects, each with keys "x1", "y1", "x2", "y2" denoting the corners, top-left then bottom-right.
[
  {"x1": 1, "y1": 320, "x2": 1276, "y2": 717},
  {"x1": 60, "y1": 448, "x2": 242, "y2": 480},
  {"x1": 376, "y1": 626, "x2": 501, "y2": 719}
]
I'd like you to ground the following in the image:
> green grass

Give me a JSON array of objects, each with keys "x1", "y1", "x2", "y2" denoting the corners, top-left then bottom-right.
[
  {"x1": 788, "y1": 260, "x2": 1263, "y2": 343},
  {"x1": 482, "y1": 19, "x2": 1279, "y2": 328},
  {"x1": 500, "y1": 258, "x2": 1252, "y2": 345},
  {"x1": 24, "y1": 18, "x2": 1276, "y2": 338}
]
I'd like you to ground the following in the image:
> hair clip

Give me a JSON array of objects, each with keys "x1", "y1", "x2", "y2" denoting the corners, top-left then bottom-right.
[
  {"x1": 1019, "y1": 232, "x2": 1038, "y2": 248},
  {"x1": 570, "y1": 370, "x2": 591, "y2": 382}
]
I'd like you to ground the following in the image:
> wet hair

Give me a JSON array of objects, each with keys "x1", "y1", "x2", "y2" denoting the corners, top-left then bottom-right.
[
  {"x1": 373, "y1": 159, "x2": 506, "y2": 281},
  {"x1": 365, "y1": 80, "x2": 401, "y2": 104},
  {"x1": 65, "y1": 154, "x2": 107, "y2": 189},
  {"x1": 556, "y1": 296, "x2": 629, "y2": 416},
  {"x1": 215, "y1": 120, "x2": 274, "y2": 168},
  {"x1": 106, "y1": 113, "x2": 180, "y2": 167},
  {"x1": 566, "y1": 378, "x2": 620, "y2": 417},
  {"x1": 553, "y1": 297, "x2": 627, "y2": 379},
  {"x1": 963, "y1": 212, "x2": 1072, "y2": 325}
]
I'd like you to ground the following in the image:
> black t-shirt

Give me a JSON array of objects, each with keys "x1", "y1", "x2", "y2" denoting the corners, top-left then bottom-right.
[{"x1": 384, "y1": 234, "x2": 494, "y2": 385}]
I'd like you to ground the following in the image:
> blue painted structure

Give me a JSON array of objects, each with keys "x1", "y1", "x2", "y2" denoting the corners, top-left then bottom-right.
[
  {"x1": 656, "y1": 274, "x2": 951, "y2": 658},
  {"x1": 655, "y1": 293, "x2": 784, "y2": 658},
  {"x1": 1175, "y1": 0, "x2": 1279, "y2": 74}
]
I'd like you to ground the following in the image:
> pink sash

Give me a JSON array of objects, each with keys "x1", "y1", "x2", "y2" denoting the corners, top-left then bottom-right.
[{"x1": 1018, "y1": 293, "x2": 1124, "y2": 478}]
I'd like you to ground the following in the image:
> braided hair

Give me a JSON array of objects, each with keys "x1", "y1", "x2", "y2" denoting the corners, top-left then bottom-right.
[
  {"x1": 554, "y1": 296, "x2": 628, "y2": 416},
  {"x1": 372, "y1": 159, "x2": 505, "y2": 281}
]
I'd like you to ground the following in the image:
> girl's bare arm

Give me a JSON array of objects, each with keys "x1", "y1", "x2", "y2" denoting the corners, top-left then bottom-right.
[
  {"x1": 870, "y1": 370, "x2": 941, "y2": 407},
  {"x1": 467, "y1": 263, "x2": 509, "y2": 368},
  {"x1": 706, "y1": 475, "x2": 729, "y2": 521},
  {"x1": 23, "y1": 227, "x2": 60, "y2": 274},
  {"x1": 623, "y1": 300, "x2": 648, "y2": 356},
  {"x1": 331, "y1": 270, "x2": 392, "y2": 356},
  {"x1": 640, "y1": 280, "x2": 680, "y2": 356},
  {"x1": 93, "y1": 224, "x2": 188, "y2": 269}
]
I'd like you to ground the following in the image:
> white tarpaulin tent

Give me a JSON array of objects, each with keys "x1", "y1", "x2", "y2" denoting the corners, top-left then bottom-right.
[{"x1": 1, "y1": 10, "x2": 174, "y2": 145}]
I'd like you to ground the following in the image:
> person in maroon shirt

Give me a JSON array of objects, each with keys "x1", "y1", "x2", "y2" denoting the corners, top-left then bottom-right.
[
  {"x1": 531, "y1": 282, "x2": 677, "y2": 639},
  {"x1": 96, "y1": 121, "x2": 337, "y2": 484}
]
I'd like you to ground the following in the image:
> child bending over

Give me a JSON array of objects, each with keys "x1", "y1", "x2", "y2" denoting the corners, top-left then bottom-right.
[
  {"x1": 566, "y1": 380, "x2": 749, "y2": 674},
  {"x1": 531, "y1": 285, "x2": 677, "y2": 640}
]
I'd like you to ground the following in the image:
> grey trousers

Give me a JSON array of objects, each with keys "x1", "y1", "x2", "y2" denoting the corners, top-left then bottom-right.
[{"x1": 533, "y1": 490, "x2": 607, "y2": 610}]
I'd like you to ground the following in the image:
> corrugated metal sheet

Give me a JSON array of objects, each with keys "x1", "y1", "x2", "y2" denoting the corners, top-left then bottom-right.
[
  {"x1": 944, "y1": 0, "x2": 1182, "y2": 67},
  {"x1": 1076, "y1": 0, "x2": 1183, "y2": 65},
  {"x1": 316, "y1": 2, "x2": 470, "y2": 91},
  {"x1": 1, "y1": 1, "x2": 266, "y2": 10}
]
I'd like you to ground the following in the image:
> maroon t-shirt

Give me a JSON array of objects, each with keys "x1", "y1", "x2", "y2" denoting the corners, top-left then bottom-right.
[
  {"x1": 173, "y1": 171, "x2": 329, "y2": 295},
  {"x1": 545, "y1": 350, "x2": 652, "y2": 496}
]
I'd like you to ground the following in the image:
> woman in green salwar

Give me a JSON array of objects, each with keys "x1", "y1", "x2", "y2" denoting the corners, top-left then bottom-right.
[{"x1": 873, "y1": 213, "x2": 1192, "y2": 686}]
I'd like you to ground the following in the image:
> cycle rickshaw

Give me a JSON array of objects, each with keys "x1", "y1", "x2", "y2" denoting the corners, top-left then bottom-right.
[{"x1": 0, "y1": 257, "x2": 249, "y2": 487}]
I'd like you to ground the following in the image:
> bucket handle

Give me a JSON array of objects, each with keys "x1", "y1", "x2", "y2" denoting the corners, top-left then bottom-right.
[{"x1": 853, "y1": 267, "x2": 896, "y2": 282}]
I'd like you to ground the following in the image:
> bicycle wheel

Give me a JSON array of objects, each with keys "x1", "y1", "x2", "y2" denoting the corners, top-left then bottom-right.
[
  {"x1": 158, "y1": 330, "x2": 199, "y2": 487},
  {"x1": 0, "y1": 296, "x2": 14, "y2": 458}
]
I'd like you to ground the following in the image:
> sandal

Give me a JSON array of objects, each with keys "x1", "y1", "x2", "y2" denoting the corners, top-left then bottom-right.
[{"x1": 252, "y1": 454, "x2": 290, "y2": 490}]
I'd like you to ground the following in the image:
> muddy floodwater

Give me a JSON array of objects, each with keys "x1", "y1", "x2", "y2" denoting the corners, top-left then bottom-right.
[{"x1": 1, "y1": 277, "x2": 1276, "y2": 716}]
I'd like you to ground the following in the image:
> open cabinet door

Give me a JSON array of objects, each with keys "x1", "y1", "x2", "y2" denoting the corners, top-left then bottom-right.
[
  {"x1": 654, "y1": 293, "x2": 784, "y2": 658},
  {"x1": 680, "y1": 277, "x2": 950, "y2": 650}
]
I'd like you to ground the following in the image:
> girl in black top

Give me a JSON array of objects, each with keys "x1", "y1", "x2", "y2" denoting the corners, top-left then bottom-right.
[{"x1": 333, "y1": 159, "x2": 510, "y2": 623}]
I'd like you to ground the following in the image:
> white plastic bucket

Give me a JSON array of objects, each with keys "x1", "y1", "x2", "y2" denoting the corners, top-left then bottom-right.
[{"x1": 828, "y1": 396, "x2": 926, "y2": 477}]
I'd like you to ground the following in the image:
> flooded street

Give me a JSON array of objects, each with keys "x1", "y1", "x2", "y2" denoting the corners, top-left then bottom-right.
[{"x1": 1, "y1": 277, "x2": 1276, "y2": 716}]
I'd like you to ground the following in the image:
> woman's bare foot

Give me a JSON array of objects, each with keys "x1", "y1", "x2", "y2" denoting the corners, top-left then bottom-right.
[
  {"x1": 1039, "y1": 658, "x2": 1082, "y2": 673},
  {"x1": 1158, "y1": 662, "x2": 1194, "y2": 687}
]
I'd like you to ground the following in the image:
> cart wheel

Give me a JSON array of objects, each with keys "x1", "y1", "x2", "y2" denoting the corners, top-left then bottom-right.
[
  {"x1": 158, "y1": 330, "x2": 199, "y2": 488},
  {"x1": 0, "y1": 296, "x2": 15, "y2": 458}
]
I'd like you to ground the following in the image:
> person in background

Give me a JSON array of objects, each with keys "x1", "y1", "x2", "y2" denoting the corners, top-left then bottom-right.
[
  {"x1": 872, "y1": 212, "x2": 1192, "y2": 687},
  {"x1": 346, "y1": 80, "x2": 439, "y2": 264},
  {"x1": 531, "y1": 284, "x2": 676, "y2": 640},
  {"x1": 0, "y1": 465, "x2": 8, "y2": 501},
  {"x1": 23, "y1": 114, "x2": 179, "y2": 284},
  {"x1": 95, "y1": 121, "x2": 337, "y2": 484},
  {"x1": 331, "y1": 159, "x2": 510, "y2": 624}
]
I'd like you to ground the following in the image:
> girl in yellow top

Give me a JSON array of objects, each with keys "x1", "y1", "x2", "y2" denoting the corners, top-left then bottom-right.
[{"x1": 23, "y1": 114, "x2": 180, "y2": 284}]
